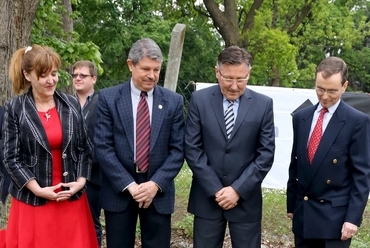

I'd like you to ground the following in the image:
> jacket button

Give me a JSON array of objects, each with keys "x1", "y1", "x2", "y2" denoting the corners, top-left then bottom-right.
[
  {"x1": 304, "y1": 196, "x2": 308, "y2": 201},
  {"x1": 326, "y1": 180, "x2": 331, "y2": 184},
  {"x1": 320, "y1": 200, "x2": 324, "y2": 203},
  {"x1": 332, "y1": 159, "x2": 337, "y2": 164},
  {"x1": 62, "y1": 153, "x2": 67, "y2": 159},
  {"x1": 63, "y1": 172, "x2": 68, "y2": 177},
  {"x1": 223, "y1": 174, "x2": 227, "y2": 178},
  {"x1": 296, "y1": 178, "x2": 298, "y2": 181}
]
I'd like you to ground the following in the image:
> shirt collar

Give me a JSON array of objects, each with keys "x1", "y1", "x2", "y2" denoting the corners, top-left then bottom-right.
[
  {"x1": 130, "y1": 80, "x2": 154, "y2": 98},
  {"x1": 317, "y1": 99, "x2": 341, "y2": 114}
]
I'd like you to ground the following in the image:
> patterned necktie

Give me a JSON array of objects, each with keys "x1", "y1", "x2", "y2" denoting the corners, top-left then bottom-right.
[
  {"x1": 136, "y1": 91, "x2": 150, "y2": 172},
  {"x1": 307, "y1": 108, "x2": 328, "y2": 164},
  {"x1": 224, "y1": 100, "x2": 234, "y2": 139}
]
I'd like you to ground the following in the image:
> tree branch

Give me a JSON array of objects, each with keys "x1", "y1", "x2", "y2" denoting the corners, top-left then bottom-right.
[
  {"x1": 243, "y1": 0, "x2": 264, "y2": 31},
  {"x1": 286, "y1": 0, "x2": 316, "y2": 33}
]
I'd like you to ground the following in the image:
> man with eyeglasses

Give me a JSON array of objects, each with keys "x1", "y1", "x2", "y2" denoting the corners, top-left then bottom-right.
[
  {"x1": 287, "y1": 56, "x2": 370, "y2": 248},
  {"x1": 72, "y1": 60, "x2": 102, "y2": 247},
  {"x1": 185, "y1": 46, "x2": 275, "y2": 248}
]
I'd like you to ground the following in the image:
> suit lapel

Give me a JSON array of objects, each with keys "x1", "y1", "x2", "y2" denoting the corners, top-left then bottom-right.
[
  {"x1": 304, "y1": 102, "x2": 346, "y2": 187},
  {"x1": 230, "y1": 89, "x2": 252, "y2": 140},
  {"x1": 150, "y1": 86, "x2": 166, "y2": 151},
  {"x1": 116, "y1": 82, "x2": 135, "y2": 153},
  {"x1": 23, "y1": 92, "x2": 51, "y2": 154},
  {"x1": 210, "y1": 87, "x2": 227, "y2": 140}
]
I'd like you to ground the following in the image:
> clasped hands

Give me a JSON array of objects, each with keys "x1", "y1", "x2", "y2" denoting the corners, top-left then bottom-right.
[
  {"x1": 128, "y1": 181, "x2": 158, "y2": 208},
  {"x1": 215, "y1": 186, "x2": 240, "y2": 210},
  {"x1": 33, "y1": 179, "x2": 86, "y2": 202}
]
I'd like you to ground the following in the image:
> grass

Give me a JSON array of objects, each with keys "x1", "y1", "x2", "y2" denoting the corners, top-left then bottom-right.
[
  {"x1": 173, "y1": 165, "x2": 370, "y2": 247},
  {"x1": 2, "y1": 164, "x2": 370, "y2": 247}
]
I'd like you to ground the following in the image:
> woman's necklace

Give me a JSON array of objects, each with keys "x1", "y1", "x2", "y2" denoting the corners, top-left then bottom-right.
[
  {"x1": 36, "y1": 101, "x2": 55, "y2": 122},
  {"x1": 45, "y1": 108, "x2": 51, "y2": 121}
]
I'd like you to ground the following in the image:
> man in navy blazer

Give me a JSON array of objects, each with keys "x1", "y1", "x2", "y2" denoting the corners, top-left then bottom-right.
[
  {"x1": 185, "y1": 46, "x2": 275, "y2": 248},
  {"x1": 94, "y1": 38, "x2": 184, "y2": 248},
  {"x1": 287, "y1": 56, "x2": 370, "y2": 248}
]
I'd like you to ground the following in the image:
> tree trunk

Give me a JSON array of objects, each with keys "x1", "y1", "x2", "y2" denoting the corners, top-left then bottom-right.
[
  {"x1": 271, "y1": 66, "x2": 280, "y2": 87},
  {"x1": 0, "y1": 0, "x2": 40, "y2": 104},
  {"x1": 60, "y1": 0, "x2": 74, "y2": 94}
]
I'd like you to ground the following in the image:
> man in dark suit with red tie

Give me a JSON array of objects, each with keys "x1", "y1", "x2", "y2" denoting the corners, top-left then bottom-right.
[
  {"x1": 287, "y1": 56, "x2": 370, "y2": 248},
  {"x1": 94, "y1": 38, "x2": 185, "y2": 248}
]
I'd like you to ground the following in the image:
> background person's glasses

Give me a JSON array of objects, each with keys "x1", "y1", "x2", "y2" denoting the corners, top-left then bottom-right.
[
  {"x1": 71, "y1": 73, "x2": 93, "y2": 79},
  {"x1": 218, "y1": 71, "x2": 249, "y2": 85}
]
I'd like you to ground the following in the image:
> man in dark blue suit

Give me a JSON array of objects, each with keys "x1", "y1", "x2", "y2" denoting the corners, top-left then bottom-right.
[
  {"x1": 185, "y1": 46, "x2": 275, "y2": 248},
  {"x1": 287, "y1": 56, "x2": 370, "y2": 248},
  {"x1": 94, "y1": 38, "x2": 185, "y2": 248}
]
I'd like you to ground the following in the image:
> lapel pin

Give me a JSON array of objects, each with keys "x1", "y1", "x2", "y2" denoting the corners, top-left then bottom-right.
[{"x1": 158, "y1": 105, "x2": 163, "y2": 109}]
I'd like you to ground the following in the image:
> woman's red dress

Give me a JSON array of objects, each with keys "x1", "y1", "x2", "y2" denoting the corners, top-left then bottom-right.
[{"x1": 0, "y1": 107, "x2": 98, "y2": 248}]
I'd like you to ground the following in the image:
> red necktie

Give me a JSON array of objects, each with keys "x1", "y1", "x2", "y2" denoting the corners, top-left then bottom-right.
[
  {"x1": 136, "y1": 91, "x2": 150, "y2": 172},
  {"x1": 307, "y1": 108, "x2": 328, "y2": 164}
]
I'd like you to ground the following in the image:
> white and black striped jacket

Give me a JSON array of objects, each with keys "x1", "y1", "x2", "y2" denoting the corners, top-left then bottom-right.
[{"x1": 3, "y1": 89, "x2": 92, "y2": 206}]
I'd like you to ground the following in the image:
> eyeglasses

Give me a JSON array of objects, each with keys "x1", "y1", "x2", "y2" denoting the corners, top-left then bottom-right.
[
  {"x1": 71, "y1": 73, "x2": 93, "y2": 79},
  {"x1": 315, "y1": 86, "x2": 339, "y2": 96},
  {"x1": 219, "y1": 71, "x2": 249, "y2": 85}
]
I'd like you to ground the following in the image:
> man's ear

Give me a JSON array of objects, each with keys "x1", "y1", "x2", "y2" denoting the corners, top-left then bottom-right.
[{"x1": 127, "y1": 59, "x2": 134, "y2": 72}]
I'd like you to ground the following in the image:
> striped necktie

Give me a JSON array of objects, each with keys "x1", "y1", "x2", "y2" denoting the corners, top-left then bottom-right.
[
  {"x1": 224, "y1": 100, "x2": 234, "y2": 139},
  {"x1": 136, "y1": 91, "x2": 150, "y2": 172}
]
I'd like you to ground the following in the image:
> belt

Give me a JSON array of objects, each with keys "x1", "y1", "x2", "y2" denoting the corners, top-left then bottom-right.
[{"x1": 135, "y1": 164, "x2": 146, "y2": 174}]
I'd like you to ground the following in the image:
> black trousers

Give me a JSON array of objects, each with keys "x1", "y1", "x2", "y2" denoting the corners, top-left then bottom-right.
[
  {"x1": 295, "y1": 235, "x2": 351, "y2": 248},
  {"x1": 104, "y1": 172, "x2": 171, "y2": 248},
  {"x1": 86, "y1": 181, "x2": 102, "y2": 247},
  {"x1": 193, "y1": 215, "x2": 261, "y2": 248}
]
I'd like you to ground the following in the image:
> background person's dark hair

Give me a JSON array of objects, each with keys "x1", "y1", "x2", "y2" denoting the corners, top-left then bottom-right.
[
  {"x1": 315, "y1": 56, "x2": 348, "y2": 85},
  {"x1": 217, "y1": 46, "x2": 252, "y2": 71}
]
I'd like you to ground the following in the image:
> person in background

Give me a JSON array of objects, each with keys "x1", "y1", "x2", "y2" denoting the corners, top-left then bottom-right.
[
  {"x1": 72, "y1": 60, "x2": 102, "y2": 247},
  {"x1": 0, "y1": 105, "x2": 9, "y2": 204},
  {"x1": 287, "y1": 56, "x2": 370, "y2": 248},
  {"x1": 94, "y1": 38, "x2": 185, "y2": 248},
  {"x1": 0, "y1": 44, "x2": 98, "y2": 248},
  {"x1": 185, "y1": 46, "x2": 275, "y2": 248}
]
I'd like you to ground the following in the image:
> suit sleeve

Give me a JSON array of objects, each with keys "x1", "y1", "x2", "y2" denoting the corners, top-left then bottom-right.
[
  {"x1": 94, "y1": 91, "x2": 136, "y2": 193},
  {"x1": 287, "y1": 114, "x2": 299, "y2": 214},
  {"x1": 230, "y1": 98, "x2": 275, "y2": 199},
  {"x1": 345, "y1": 114, "x2": 370, "y2": 225},
  {"x1": 185, "y1": 93, "x2": 224, "y2": 197},
  {"x1": 3, "y1": 100, "x2": 36, "y2": 190}
]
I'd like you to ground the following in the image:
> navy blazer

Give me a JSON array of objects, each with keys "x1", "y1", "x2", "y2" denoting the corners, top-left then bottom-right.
[
  {"x1": 3, "y1": 89, "x2": 93, "y2": 206},
  {"x1": 94, "y1": 80, "x2": 185, "y2": 214},
  {"x1": 287, "y1": 101, "x2": 370, "y2": 239},
  {"x1": 185, "y1": 85, "x2": 275, "y2": 222}
]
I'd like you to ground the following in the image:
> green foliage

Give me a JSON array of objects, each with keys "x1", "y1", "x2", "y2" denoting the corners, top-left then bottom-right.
[
  {"x1": 175, "y1": 214, "x2": 194, "y2": 238},
  {"x1": 73, "y1": 0, "x2": 222, "y2": 89},
  {"x1": 31, "y1": 0, "x2": 103, "y2": 88}
]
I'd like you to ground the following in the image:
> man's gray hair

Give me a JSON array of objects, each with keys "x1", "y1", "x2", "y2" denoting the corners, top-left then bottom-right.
[{"x1": 128, "y1": 38, "x2": 163, "y2": 65}]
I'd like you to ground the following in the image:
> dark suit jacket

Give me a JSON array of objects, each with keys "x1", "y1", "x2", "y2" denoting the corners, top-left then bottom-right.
[
  {"x1": 185, "y1": 85, "x2": 275, "y2": 222},
  {"x1": 287, "y1": 101, "x2": 370, "y2": 239},
  {"x1": 94, "y1": 80, "x2": 185, "y2": 215},
  {"x1": 3, "y1": 89, "x2": 93, "y2": 206},
  {"x1": 82, "y1": 92, "x2": 100, "y2": 186},
  {"x1": 0, "y1": 105, "x2": 6, "y2": 203}
]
